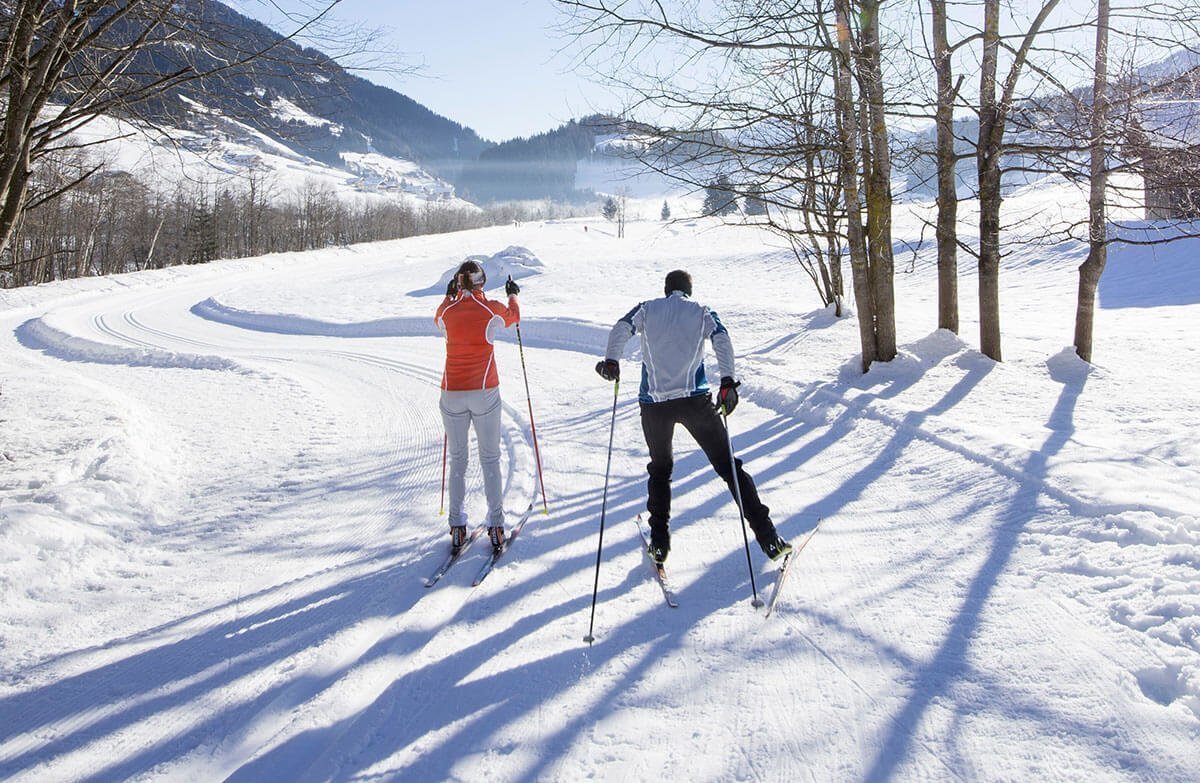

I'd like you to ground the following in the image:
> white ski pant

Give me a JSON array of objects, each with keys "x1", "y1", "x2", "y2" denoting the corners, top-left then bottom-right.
[{"x1": 440, "y1": 387, "x2": 504, "y2": 528}]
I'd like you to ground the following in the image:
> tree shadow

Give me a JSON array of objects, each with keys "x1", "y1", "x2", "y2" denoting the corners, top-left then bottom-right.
[
  {"x1": 9, "y1": 333, "x2": 1167, "y2": 781},
  {"x1": 860, "y1": 358, "x2": 1109, "y2": 782}
]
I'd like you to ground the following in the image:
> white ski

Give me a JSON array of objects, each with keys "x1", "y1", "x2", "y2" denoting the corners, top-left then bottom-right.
[
  {"x1": 764, "y1": 521, "x2": 821, "y2": 617},
  {"x1": 634, "y1": 515, "x2": 679, "y2": 608}
]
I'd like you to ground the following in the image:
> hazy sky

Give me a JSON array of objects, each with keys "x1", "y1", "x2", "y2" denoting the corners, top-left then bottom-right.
[{"x1": 232, "y1": 0, "x2": 608, "y2": 142}]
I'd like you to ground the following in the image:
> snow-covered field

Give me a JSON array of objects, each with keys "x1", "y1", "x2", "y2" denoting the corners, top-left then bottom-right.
[{"x1": 1, "y1": 182, "x2": 1197, "y2": 781}]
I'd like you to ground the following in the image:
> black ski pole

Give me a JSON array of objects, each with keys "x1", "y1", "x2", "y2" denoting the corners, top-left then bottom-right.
[
  {"x1": 722, "y1": 409, "x2": 763, "y2": 608},
  {"x1": 584, "y1": 378, "x2": 620, "y2": 644}
]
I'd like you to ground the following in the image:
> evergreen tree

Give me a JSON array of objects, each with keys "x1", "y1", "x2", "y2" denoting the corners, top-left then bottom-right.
[
  {"x1": 187, "y1": 194, "x2": 218, "y2": 265},
  {"x1": 661, "y1": 200, "x2": 671, "y2": 220},
  {"x1": 602, "y1": 196, "x2": 619, "y2": 221},
  {"x1": 702, "y1": 175, "x2": 737, "y2": 216}
]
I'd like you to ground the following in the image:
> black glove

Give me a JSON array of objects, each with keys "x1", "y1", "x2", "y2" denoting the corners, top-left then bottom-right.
[
  {"x1": 445, "y1": 278, "x2": 458, "y2": 297},
  {"x1": 505, "y1": 275, "x2": 520, "y2": 296},
  {"x1": 716, "y1": 376, "x2": 740, "y2": 414},
  {"x1": 595, "y1": 359, "x2": 619, "y2": 382}
]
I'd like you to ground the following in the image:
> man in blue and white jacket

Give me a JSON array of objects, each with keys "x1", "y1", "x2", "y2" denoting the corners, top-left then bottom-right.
[{"x1": 596, "y1": 269, "x2": 792, "y2": 564}]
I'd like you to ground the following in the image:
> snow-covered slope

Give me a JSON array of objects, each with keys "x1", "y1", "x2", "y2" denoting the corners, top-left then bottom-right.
[
  {"x1": 0, "y1": 179, "x2": 1197, "y2": 781},
  {"x1": 64, "y1": 107, "x2": 472, "y2": 210}
]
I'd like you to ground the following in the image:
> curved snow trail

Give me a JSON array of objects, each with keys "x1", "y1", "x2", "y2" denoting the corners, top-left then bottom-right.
[
  {"x1": 0, "y1": 265, "x2": 538, "y2": 783},
  {"x1": 192, "y1": 293, "x2": 613, "y2": 354},
  {"x1": 2, "y1": 219, "x2": 1197, "y2": 782}
]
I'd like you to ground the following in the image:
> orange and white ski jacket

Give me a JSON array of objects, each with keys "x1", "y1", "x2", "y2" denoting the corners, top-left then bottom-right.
[{"x1": 435, "y1": 289, "x2": 520, "y2": 391}]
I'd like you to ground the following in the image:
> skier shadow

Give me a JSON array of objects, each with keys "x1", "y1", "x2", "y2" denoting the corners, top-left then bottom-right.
[
  {"x1": 213, "y1": 414, "x2": 807, "y2": 781},
  {"x1": 203, "y1": 491, "x2": 696, "y2": 780}
]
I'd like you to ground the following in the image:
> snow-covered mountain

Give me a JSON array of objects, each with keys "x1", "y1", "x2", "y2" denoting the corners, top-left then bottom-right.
[{"x1": 68, "y1": 0, "x2": 489, "y2": 208}]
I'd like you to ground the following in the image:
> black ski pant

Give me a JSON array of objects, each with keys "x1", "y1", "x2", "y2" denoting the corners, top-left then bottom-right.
[{"x1": 640, "y1": 394, "x2": 774, "y2": 547}]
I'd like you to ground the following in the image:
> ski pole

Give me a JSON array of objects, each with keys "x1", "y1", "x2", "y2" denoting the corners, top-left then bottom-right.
[
  {"x1": 722, "y1": 410, "x2": 763, "y2": 608},
  {"x1": 439, "y1": 433, "x2": 447, "y2": 516},
  {"x1": 514, "y1": 318, "x2": 549, "y2": 514},
  {"x1": 584, "y1": 378, "x2": 620, "y2": 644}
]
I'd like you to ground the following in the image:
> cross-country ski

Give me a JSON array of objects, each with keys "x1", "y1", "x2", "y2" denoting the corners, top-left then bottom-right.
[
  {"x1": 764, "y1": 521, "x2": 822, "y2": 618},
  {"x1": 634, "y1": 515, "x2": 679, "y2": 608},
  {"x1": 472, "y1": 503, "x2": 536, "y2": 586},
  {"x1": 424, "y1": 525, "x2": 485, "y2": 588}
]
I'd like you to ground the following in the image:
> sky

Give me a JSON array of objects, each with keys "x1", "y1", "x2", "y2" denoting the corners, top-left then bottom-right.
[
  {"x1": 231, "y1": 0, "x2": 610, "y2": 142},
  {"x1": 227, "y1": 1, "x2": 1181, "y2": 145}
]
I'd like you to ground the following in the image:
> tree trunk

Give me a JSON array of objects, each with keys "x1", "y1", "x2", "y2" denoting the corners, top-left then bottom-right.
[
  {"x1": 834, "y1": 0, "x2": 876, "y2": 372},
  {"x1": 858, "y1": 0, "x2": 897, "y2": 362},
  {"x1": 930, "y1": 0, "x2": 959, "y2": 333},
  {"x1": 977, "y1": 0, "x2": 1004, "y2": 361},
  {"x1": 1075, "y1": 0, "x2": 1110, "y2": 362}
]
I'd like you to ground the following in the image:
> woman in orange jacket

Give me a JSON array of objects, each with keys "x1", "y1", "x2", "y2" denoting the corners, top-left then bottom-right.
[{"x1": 435, "y1": 259, "x2": 521, "y2": 552}]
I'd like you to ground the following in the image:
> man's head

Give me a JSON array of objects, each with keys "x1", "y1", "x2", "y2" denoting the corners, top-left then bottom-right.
[
  {"x1": 664, "y1": 269, "x2": 692, "y2": 297},
  {"x1": 455, "y1": 260, "x2": 486, "y2": 291}
]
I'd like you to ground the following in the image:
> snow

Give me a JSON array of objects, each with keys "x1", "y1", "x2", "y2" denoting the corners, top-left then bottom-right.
[
  {"x1": 1, "y1": 179, "x2": 1198, "y2": 781},
  {"x1": 270, "y1": 97, "x2": 343, "y2": 136},
  {"x1": 55, "y1": 106, "x2": 469, "y2": 210}
]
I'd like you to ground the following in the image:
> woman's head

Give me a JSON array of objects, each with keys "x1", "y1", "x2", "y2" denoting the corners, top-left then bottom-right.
[{"x1": 455, "y1": 260, "x2": 486, "y2": 291}]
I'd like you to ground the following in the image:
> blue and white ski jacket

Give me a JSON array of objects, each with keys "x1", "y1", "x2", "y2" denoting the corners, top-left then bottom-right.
[{"x1": 604, "y1": 290, "x2": 736, "y2": 404}]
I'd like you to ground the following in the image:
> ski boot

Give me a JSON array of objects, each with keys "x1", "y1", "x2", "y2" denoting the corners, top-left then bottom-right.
[
  {"x1": 760, "y1": 535, "x2": 793, "y2": 561},
  {"x1": 450, "y1": 525, "x2": 468, "y2": 553},
  {"x1": 488, "y1": 525, "x2": 506, "y2": 554},
  {"x1": 648, "y1": 527, "x2": 670, "y2": 564}
]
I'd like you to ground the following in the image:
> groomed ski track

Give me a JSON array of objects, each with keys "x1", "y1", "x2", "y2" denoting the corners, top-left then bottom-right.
[{"x1": 1, "y1": 220, "x2": 1196, "y2": 782}]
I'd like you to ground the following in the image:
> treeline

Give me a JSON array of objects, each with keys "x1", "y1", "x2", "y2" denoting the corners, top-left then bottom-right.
[
  {"x1": 455, "y1": 116, "x2": 614, "y2": 203},
  {"x1": 0, "y1": 156, "x2": 579, "y2": 289}
]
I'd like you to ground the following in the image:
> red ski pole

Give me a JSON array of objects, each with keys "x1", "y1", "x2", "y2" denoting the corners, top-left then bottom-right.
[
  {"x1": 514, "y1": 321, "x2": 549, "y2": 514},
  {"x1": 439, "y1": 433, "x2": 447, "y2": 516}
]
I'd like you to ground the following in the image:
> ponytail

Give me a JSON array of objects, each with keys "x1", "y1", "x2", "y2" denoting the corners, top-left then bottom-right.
[{"x1": 455, "y1": 260, "x2": 486, "y2": 291}]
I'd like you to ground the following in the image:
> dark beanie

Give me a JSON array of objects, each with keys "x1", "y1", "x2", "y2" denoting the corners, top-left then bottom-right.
[{"x1": 664, "y1": 269, "x2": 692, "y2": 296}]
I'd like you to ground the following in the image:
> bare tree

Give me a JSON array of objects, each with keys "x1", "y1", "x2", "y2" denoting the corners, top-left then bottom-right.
[
  {"x1": 1073, "y1": 0, "x2": 1110, "y2": 363},
  {"x1": 0, "y1": 0, "x2": 382, "y2": 263},
  {"x1": 555, "y1": 0, "x2": 897, "y2": 371},
  {"x1": 928, "y1": 0, "x2": 961, "y2": 334},
  {"x1": 833, "y1": 0, "x2": 878, "y2": 369},
  {"x1": 975, "y1": 0, "x2": 1065, "y2": 361},
  {"x1": 1011, "y1": 2, "x2": 1200, "y2": 361}
]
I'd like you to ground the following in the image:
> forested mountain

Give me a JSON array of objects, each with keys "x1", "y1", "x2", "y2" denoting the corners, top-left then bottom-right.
[
  {"x1": 122, "y1": 1, "x2": 490, "y2": 179},
  {"x1": 455, "y1": 116, "x2": 620, "y2": 203}
]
